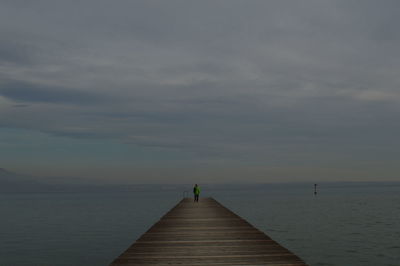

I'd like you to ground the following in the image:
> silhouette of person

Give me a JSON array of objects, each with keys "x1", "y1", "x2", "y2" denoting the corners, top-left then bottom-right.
[{"x1": 193, "y1": 184, "x2": 200, "y2": 202}]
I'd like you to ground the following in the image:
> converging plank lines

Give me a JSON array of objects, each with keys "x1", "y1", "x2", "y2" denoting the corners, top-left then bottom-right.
[{"x1": 110, "y1": 197, "x2": 308, "y2": 266}]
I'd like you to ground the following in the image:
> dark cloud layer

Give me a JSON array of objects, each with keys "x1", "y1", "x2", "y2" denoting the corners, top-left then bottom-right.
[
  {"x1": 0, "y1": 81, "x2": 107, "y2": 104},
  {"x1": 1, "y1": 0, "x2": 399, "y2": 181}
]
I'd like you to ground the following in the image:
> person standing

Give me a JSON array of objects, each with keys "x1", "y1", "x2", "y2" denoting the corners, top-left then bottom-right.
[{"x1": 193, "y1": 184, "x2": 200, "y2": 202}]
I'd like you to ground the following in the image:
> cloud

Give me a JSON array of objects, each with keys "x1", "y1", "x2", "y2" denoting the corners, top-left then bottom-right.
[
  {"x1": 1, "y1": 0, "x2": 400, "y2": 180},
  {"x1": 351, "y1": 90, "x2": 400, "y2": 102},
  {"x1": 0, "y1": 81, "x2": 107, "y2": 104},
  {"x1": 0, "y1": 41, "x2": 32, "y2": 65}
]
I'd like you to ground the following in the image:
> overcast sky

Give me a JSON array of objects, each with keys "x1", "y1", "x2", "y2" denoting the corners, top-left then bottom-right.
[{"x1": 1, "y1": 0, "x2": 399, "y2": 183}]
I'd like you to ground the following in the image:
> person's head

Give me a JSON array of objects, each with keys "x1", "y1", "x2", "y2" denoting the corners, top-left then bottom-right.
[{"x1": 195, "y1": 184, "x2": 198, "y2": 187}]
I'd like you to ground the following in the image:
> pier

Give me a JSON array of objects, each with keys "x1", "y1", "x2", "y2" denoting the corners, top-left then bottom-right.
[{"x1": 110, "y1": 197, "x2": 308, "y2": 265}]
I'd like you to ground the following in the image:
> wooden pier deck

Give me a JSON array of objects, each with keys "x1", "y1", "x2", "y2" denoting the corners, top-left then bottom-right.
[{"x1": 110, "y1": 197, "x2": 308, "y2": 265}]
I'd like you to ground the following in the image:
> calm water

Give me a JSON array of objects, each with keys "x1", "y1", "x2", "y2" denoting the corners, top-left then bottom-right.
[{"x1": 1, "y1": 183, "x2": 399, "y2": 266}]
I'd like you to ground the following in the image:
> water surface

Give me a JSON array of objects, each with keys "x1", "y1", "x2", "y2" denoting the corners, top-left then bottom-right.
[{"x1": 1, "y1": 182, "x2": 399, "y2": 266}]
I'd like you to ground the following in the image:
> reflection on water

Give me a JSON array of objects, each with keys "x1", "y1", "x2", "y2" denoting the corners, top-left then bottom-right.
[
  {"x1": 215, "y1": 183, "x2": 400, "y2": 266},
  {"x1": 0, "y1": 182, "x2": 399, "y2": 266},
  {"x1": 0, "y1": 190, "x2": 181, "y2": 266}
]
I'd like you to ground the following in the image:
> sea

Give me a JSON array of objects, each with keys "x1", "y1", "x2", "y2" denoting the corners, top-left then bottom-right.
[{"x1": 0, "y1": 182, "x2": 399, "y2": 266}]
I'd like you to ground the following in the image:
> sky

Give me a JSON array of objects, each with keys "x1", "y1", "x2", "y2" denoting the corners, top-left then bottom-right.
[{"x1": 0, "y1": 0, "x2": 399, "y2": 183}]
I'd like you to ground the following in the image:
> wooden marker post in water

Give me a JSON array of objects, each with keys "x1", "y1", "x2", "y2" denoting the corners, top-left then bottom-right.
[{"x1": 314, "y1": 184, "x2": 317, "y2": 195}]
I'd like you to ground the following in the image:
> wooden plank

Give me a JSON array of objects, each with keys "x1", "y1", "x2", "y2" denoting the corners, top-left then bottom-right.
[{"x1": 110, "y1": 198, "x2": 308, "y2": 266}]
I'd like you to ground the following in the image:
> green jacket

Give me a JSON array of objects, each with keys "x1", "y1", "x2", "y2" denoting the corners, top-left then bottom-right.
[{"x1": 193, "y1": 186, "x2": 200, "y2": 195}]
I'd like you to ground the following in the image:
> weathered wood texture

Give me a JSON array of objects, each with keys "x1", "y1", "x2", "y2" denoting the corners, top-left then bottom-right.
[{"x1": 110, "y1": 197, "x2": 308, "y2": 265}]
